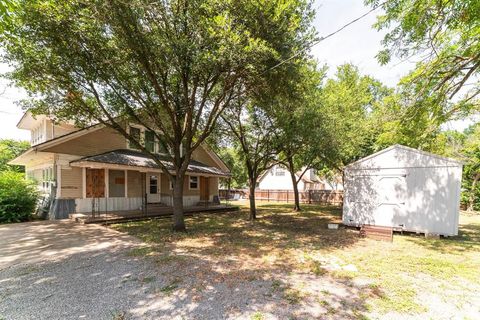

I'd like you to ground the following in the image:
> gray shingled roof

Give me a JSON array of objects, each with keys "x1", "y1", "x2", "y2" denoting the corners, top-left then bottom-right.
[{"x1": 70, "y1": 149, "x2": 230, "y2": 177}]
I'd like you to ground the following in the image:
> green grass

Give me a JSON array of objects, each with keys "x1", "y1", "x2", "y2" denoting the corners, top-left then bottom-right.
[
  {"x1": 250, "y1": 312, "x2": 265, "y2": 320},
  {"x1": 127, "y1": 246, "x2": 154, "y2": 257},
  {"x1": 111, "y1": 201, "x2": 480, "y2": 317},
  {"x1": 283, "y1": 286, "x2": 304, "y2": 304},
  {"x1": 160, "y1": 280, "x2": 180, "y2": 295}
]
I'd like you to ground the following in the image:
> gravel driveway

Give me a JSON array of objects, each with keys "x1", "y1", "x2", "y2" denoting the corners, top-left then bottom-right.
[
  {"x1": 1, "y1": 220, "x2": 306, "y2": 320},
  {"x1": 0, "y1": 220, "x2": 167, "y2": 320}
]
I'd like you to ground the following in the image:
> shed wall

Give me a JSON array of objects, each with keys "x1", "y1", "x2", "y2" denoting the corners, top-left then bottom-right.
[{"x1": 343, "y1": 164, "x2": 462, "y2": 236}]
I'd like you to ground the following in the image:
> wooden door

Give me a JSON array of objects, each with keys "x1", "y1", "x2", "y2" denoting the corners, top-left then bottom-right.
[
  {"x1": 86, "y1": 168, "x2": 105, "y2": 198},
  {"x1": 200, "y1": 177, "x2": 209, "y2": 201}
]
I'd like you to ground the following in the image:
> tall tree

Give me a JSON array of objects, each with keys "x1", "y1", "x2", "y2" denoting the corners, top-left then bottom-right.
[
  {"x1": 453, "y1": 125, "x2": 480, "y2": 212},
  {"x1": 367, "y1": 0, "x2": 480, "y2": 122},
  {"x1": 214, "y1": 147, "x2": 248, "y2": 189},
  {"x1": 321, "y1": 64, "x2": 390, "y2": 167},
  {"x1": 372, "y1": 90, "x2": 446, "y2": 152},
  {"x1": 0, "y1": 0, "x2": 314, "y2": 231},
  {"x1": 272, "y1": 63, "x2": 334, "y2": 211},
  {"x1": 220, "y1": 98, "x2": 278, "y2": 220}
]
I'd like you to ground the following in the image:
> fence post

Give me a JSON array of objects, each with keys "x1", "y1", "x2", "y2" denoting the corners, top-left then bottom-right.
[
  {"x1": 267, "y1": 189, "x2": 270, "y2": 202},
  {"x1": 287, "y1": 190, "x2": 289, "y2": 203}
]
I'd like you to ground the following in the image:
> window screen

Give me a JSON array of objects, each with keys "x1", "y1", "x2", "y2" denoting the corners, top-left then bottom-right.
[
  {"x1": 129, "y1": 127, "x2": 141, "y2": 149},
  {"x1": 109, "y1": 170, "x2": 125, "y2": 197},
  {"x1": 145, "y1": 130, "x2": 155, "y2": 152}
]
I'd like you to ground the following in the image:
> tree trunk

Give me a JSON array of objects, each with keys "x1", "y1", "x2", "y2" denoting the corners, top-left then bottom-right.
[
  {"x1": 287, "y1": 157, "x2": 301, "y2": 211},
  {"x1": 467, "y1": 173, "x2": 480, "y2": 212},
  {"x1": 289, "y1": 169, "x2": 301, "y2": 211},
  {"x1": 248, "y1": 178, "x2": 257, "y2": 220},
  {"x1": 172, "y1": 174, "x2": 186, "y2": 231}
]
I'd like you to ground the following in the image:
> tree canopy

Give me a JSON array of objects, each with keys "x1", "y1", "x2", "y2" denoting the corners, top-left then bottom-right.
[
  {"x1": 0, "y1": 0, "x2": 315, "y2": 230},
  {"x1": 0, "y1": 139, "x2": 30, "y2": 172},
  {"x1": 367, "y1": 0, "x2": 480, "y2": 122}
]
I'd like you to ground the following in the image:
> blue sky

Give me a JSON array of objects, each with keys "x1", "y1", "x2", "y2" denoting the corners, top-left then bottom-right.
[{"x1": 0, "y1": 0, "x2": 468, "y2": 140}]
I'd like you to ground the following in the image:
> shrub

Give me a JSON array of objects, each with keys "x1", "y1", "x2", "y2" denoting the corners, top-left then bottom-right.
[{"x1": 0, "y1": 171, "x2": 39, "y2": 223}]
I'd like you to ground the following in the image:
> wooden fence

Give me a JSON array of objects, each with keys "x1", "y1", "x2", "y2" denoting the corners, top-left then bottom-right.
[{"x1": 220, "y1": 189, "x2": 343, "y2": 205}]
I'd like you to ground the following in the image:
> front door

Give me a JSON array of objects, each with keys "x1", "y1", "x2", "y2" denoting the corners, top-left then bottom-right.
[
  {"x1": 200, "y1": 176, "x2": 209, "y2": 201},
  {"x1": 147, "y1": 173, "x2": 161, "y2": 203},
  {"x1": 86, "y1": 168, "x2": 105, "y2": 198}
]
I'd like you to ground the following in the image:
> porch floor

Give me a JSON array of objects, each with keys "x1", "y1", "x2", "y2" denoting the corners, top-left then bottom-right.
[{"x1": 70, "y1": 204, "x2": 239, "y2": 224}]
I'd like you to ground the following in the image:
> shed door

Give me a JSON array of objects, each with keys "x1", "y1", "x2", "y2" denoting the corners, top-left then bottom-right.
[
  {"x1": 374, "y1": 176, "x2": 406, "y2": 227},
  {"x1": 347, "y1": 175, "x2": 378, "y2": 225}
]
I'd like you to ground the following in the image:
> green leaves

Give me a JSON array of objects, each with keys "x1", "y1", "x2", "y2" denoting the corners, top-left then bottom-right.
[
  {"x1": 0, "y1": 171, "x2": 38, "y2": 223},
  {"x1": 0, "y1": 139, "x2": 30, "y2": 172},
  {"x1": 367, "y1": 0, "x2": 480, "y2": 115}
]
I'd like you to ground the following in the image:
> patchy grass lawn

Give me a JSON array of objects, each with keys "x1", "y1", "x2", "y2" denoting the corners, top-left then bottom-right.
[{"x1": 111, "y1": 202, "x2": 480, "y2": 319}]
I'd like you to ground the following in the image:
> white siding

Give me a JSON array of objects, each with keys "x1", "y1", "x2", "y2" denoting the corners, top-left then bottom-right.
[{"x1": 258, "y1": 166, "x2": 305, "y2": 190}]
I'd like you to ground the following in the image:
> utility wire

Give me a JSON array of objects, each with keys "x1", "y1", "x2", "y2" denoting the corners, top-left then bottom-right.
[{"x1": 263, "y1": 1, "x2": 387, "y2": 74}]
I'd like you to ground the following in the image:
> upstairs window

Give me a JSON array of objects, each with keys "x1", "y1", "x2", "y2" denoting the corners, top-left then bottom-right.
[
  {"x1": 129, "y1": 126, "x2": 141, "y2": 149},
  {"x1": 127, "y1": 124, "x2": 171, "y2": 155},
  {"x1": 274, "y1": 166, "x2": 285, "y2": 176},
  {"x1": 145, "y1": 130, "x2": 155, "y2": 152},
  {"x1": 157, "y1": 141, "x2": 169, "y2": 154}
]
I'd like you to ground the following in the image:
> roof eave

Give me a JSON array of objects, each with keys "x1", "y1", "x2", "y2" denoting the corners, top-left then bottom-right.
[{"x1": 70, "y1": 160, "x2": 231, "y2": 177}]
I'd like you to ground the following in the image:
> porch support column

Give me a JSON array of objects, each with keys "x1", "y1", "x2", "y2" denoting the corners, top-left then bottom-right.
[
  {"x1": 56, "y1": 165, "x2": 62, "y2": 198},
  {"x1": 105, "y1": 168, "x2": 109, "y2": 198},
  {"x1": 124, "y1": 169, "x2": 128, "y2": 198},
  {"x1": 82, "y1": 167, "x2": 86, "y2": 199}
]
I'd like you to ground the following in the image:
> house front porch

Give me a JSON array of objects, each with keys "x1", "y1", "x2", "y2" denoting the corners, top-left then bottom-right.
[
  {"x1": 70, "y1": 202, "x2": 238, "y2": 224},
  {"x1": 52, "y1": 149, "x2": 231, "y2": 218}
]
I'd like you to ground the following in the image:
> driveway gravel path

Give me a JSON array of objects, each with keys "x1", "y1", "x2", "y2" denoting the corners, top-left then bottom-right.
[{"x1": 0, "y1": 220, "x2": 163, "y2": 320}]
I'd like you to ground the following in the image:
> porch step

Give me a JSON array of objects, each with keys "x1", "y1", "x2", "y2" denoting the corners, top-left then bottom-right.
[
  {"x1": 360, "y1": 225, "x2": 393, "y2": 241},
  {"x1": 69, "y1": 213, "x2": 89, "y2": 224},
  {"x1": 196, "y1": 201, "x2": 215, "y2": 206},
  {"x1": 146, "y1": 202, "x2": 168, "y2": 208}
]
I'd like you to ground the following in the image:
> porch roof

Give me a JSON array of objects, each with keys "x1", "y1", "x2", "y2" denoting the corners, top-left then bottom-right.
[{"x1": 70, "y1": 149, "x2": 230, "y2": 177}]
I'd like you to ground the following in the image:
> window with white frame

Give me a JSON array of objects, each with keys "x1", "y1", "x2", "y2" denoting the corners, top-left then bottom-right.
[
  {"x1": 189, "y1": 176, "x2": 199, "y2": 189},
  {"x1": 31, "y1": 125, "x2": 44, "y2": 145},
  {"x1": 41, "y1": 167, "x2": 53, "y2": 192}
]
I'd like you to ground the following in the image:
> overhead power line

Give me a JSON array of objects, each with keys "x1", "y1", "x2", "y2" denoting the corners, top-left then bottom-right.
[{"x1": 264, "y1": 1, "x2": 387, "y2": 74}]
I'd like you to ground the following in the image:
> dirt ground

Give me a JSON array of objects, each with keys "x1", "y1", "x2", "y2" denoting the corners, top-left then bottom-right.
[
  {"x1": 111, "y1": 202, "x2": 480, "y2": 319},
  {"x1": 1, "y1": 204, "x2": 479, "y2": 319}
]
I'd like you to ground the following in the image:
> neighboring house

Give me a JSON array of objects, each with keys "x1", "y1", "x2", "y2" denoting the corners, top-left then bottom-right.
[
  {"x1": 10, "y1": 112, "x2": 230, "y2": 219},
  {"x1": 257, "y1": 165, "x2": 342, "y2": 191}
]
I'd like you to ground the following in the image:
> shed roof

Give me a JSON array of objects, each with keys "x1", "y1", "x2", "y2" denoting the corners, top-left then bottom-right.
[
  {"x1": 70, "y1": 149, "x2": 230, "y2": 177},
  {"x1": 346, "y1": 144, "x2": 463, "y2": 170}
]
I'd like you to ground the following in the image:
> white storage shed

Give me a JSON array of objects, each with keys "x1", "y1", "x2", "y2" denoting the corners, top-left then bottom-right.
[{"x1": 342, "y1": 145, "x2": 463, "y2": 236}]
